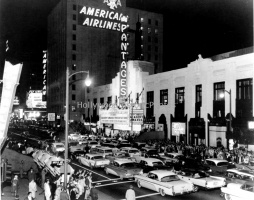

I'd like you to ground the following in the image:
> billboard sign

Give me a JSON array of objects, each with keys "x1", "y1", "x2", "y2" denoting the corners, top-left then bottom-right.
[
  {"x1": 130, "y1": 109, "x2": 143, "y2": 125},
  {"x1": 48, "y1": 113, "x2": 56, "y2": 122},
  {"x1": 26, "y1": 90, "x2": 46, "y2": 109},
  {"x1": 99, "y1": 107, "x2": 129, "y2": 125},
  {"x1": 172, "y1": 122, "x2": 186, "y2": 136}
]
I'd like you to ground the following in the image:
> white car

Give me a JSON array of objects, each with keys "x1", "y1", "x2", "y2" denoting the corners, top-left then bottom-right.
[
  {"x1": 224, "y1": 168, "x2": 254, "y2": 184},
  {"x1": 177, "y1": 169, "x2": 226, "y2": 191},
  {"x1": 120, "y1": 147, "x2": 141, "y2": 157},
  {"x1": 51, "y1": 142, "x2": 65, "y2": 153},
  {"x1": 135, "y1": 170, "x2": 194, "y2": 196},
  {"x1": 221, "y1": 181, "x2": 254, "y2": 200},
  {"x1": 78, "y1": 153, "x2": 110, "y2": 169},
  {"x1": 96, "y1": 147, "x2": 114, "y2": 157},
  {"x1": 68, "y1": 133, "x2": 81, "y2": 140}
]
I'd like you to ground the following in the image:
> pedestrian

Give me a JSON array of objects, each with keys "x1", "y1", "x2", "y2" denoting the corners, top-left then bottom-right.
[
  {"x1": 24, "y1": 192, "x2": 33, "y2": 200},
  {"x1": 125, "y1": 185, "x2": 135, "y2": 200},
  {"x1": 28, "y1": 168, "x2": 36, "y2": 183},
  {"x1": 41, "y1": 168, "x2": 47, "y2": 189},
  {"x1": 60, "y1": 188, "x2": 70, "y2": 200},
  {"x1": 90, "y1": 184, "x2": 98, "y2": 200},
  {"x1": 44, "y1": 179, "x2": 51, "y2": 200},
  {"x1": 19, "y1": 160, "x2": 24, "y2": 179},
  {"x1": 29, "y1": 179, "x2": 37, "y2": 199},
  {"x1": 84, "y1": 174, "x2": 92, "y2": 200},
  {"x1": 11, "y1": 174, "x2": 19, "y2": 197}
]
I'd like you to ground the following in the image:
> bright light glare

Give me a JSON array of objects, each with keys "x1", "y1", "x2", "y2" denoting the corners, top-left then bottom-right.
[
  {"x1": 219, "y1": 93, "x2": 225, "y2": 98},
  {"x1": 85, "y1": 77, "x2": 91, "y2": 86}
]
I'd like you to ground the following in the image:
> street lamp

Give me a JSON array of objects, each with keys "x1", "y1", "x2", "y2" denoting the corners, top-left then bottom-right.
[
  {"x1": 64, "y1": 67, "x2": 91, "y2": 189},
  {"x1": 220, "y1": 89, "x2": 232, "y2": 138}
]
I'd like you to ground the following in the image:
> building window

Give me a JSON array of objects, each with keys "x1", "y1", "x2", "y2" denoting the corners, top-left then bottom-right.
[
  {"x1": 148, "y1": 45, "x2": 151, "y2": 51},
  {"x1": 155, "y1": 54, "x2": 158, "y2": 61},
  {"x1": 100, "y1": 97, "x2": 104, "y2": 105},
  {"x1": 140, "y1": 17, "x2": 144, "y2": 22},
  {"x1": 72, "y1": 94, "x2": 76, "y2": 101},
  {"x1": 196, "y1": 85, "x2": 202, "y2": 117},
  {"x1": 237, "y1": 78, "x2": 252, "y2": 100},
  {"x1": 160, "y1": 89, "x2": 168, "y2": 105},
  {"x1": 148, "y1": 36, "x2": 151, "y2": 42},
  {"x1": 73, "y1": 4, "x2": 77, "y2": 10},
  {"x1": 72, "y1": 64, "x2": 76, "y2": 70},
  {"x1": 107, "y1": 96, "x2": 112, "y2": 104},
  {"x1": 155, "y1": 20, "x2": 158, "y2": 26},
  {"x1": 148, "y1": 19, "x2": 151, "y2": 24},
  {"x1": 155, "y1": 37, "x2": 158, "y2": 43},
  {"x1": 73, "y1": 34, "x2": 76, "y2": 40},
  {"x1": 73, "y1": 24, "x2": 76, "y2": 30},
  {"x1": 155, "y1": 46, "x2": 158, "y2": 52},
  {"x1": 72, "y1": 54, "x2": 76, "y2": 60},
  {"x1": 72, "y1": 75, "x2": 76, "y2": 81},
  {"x1": 175, "y1": 87, "x2": 185, "y2": 104},
  {"x1": 214, "y1": 82, "x2": 225, "y2": 101},
  {"x1": 155, "y1": 29, "x2": 158, "y2": 34},
  {"x1": 72, "y1": 44, "x2": 76, "y2": 51},
  {"x1": 147, "y1": 91, "x2": 154, "y2": 118},
  {"x1": 73, "y1": 14, "x2": 76, "y2": 20},
  {"x1": 148, "y1": 28, "x2": 151, "y2": 34},
  {"x1": 72, "y1": 84, "x2": 76, "y2": 90}
]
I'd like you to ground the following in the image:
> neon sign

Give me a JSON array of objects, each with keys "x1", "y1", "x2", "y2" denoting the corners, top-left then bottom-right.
[
  {"x1": 42, "y1": 50, "x2": 47, "y2": 97},
  {"x1": 79, "y1": 6, "x2": 128, "y2": 32},
  {"x1": 103, "y1": 0, "x2": 122, "y2": 10}
]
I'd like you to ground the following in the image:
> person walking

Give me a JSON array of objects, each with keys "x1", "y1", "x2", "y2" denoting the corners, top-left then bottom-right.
[
  {"x1": 11, "y1": 174, "x2": 19, "y2": 197},
  {"x1": 19, "y1": 160, "x2": 24, "y2": 179},
  {"x1": 29, "y1": 179, "x2": 37, "y2": 199},
  {"x1": 84, "y1": 174, "x2": 92, "y2": 200},
  {"x1": 44, "y1": 179, "x2": 51, "y2": 200},
  {"x1": 28, "y1": 168, "x2": 36, "y2": 183},
  {"x1": 125, "y1": 185, "x2": 135, "y2": 200}
]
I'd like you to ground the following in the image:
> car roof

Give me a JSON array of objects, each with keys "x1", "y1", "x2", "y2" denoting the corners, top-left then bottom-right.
[
  {"x1": 141, "y1": 158, "x2": 163, "y2": 163},
  {"x1": 206, "y1": 158, "x2": 228, "y2": 163},
  {"x1": 115, "y1": 159, "x2": 134, "y2": 165},
  {"x1": 149, "y1": 170, "x2": 176, "y2": 178}
]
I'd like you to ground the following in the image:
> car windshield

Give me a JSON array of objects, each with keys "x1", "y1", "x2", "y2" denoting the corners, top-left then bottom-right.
[
  {"x1": 129, "y1": 150, "x2": 139, "y2": 153},
  {"x1": 153, "y1": 162, "x2": 164, "y2": 166},
  {"x1": 217, "y1": 162, "x2": 228, "y2": 166},
  {"x1": 56, "y1": 145, "x2": 64, "y2": 148},
  {"x1": 161, "y1": 175, "x2": 180, "y2": 182},
  {"x1": 121, "y1": 162, "x2": 137, "y2": 168},
  {"x1": 93, "y1": 156, "x2": 103, "y2": 160}
]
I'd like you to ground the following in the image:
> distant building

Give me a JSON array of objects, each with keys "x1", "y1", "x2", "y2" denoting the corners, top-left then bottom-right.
[
  {"x1": 47, "y1": 0, "x2": 163, "y2": 122},
  {"x1": 87, "y1": 48, "x2": 254, "y2": 150}
]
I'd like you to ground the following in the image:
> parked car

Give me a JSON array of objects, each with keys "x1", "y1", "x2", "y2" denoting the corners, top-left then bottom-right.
[
  {"x1": 120, "y1": 147, "x2": 141, "y2": 157},
  {"x1": 78, "y1": 153, "x2": 110, "y2": 169},
  {"x1": 221, "y1": 181, "x2": 254, "y2": 200},
  {"x1": 69, "y1": 150, "x2": 86, "y2": 161},
  {"x1": 139, "y1": 158, "x2": 173, "y2": 173},
  {"x1": 173, "y1": 158, "x2": 212, "y2": 172},
  {"x1": 135, "y1": 170, "x2": 195, "y2": 196},
  {"x1": 51, "y1": 142, "x2": 65, "y2": 153},
  {"x1": 163, "y1": 152, "x2": 185, "y2": 164},
  {"x1": 177, "y1": 169, "x2": 226, "y2": 191},
  {"x1": 104, "y1": 159, "x2": 143, "y2": 180},
  {"x1": 224, "y1": 169, "x2": 254, "y2": 184},
  {"x1": 204, "y1": 159, "x2": 236, "y2": 174},
  {"x1": 105, "y1": 151, "x2": 133, "y2": 163},
  {"x1": 96, "y1": 147, "x2": 114, "y2": 157},
  {"x1": 69, "y1": 142, "x2": 87, "y2": 153}
]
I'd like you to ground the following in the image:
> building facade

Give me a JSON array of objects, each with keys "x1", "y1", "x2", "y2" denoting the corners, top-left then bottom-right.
[
  {"x1": 87, "y1": 49, "x2": 254, "y2": 150},
  {"x1": 47, "y1": 0, "x2": 163, "y2": 123}
]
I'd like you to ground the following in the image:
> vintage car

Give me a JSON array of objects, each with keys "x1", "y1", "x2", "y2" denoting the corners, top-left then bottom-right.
[
  {"x1": 96, "y1": 147, "x2": 115, "y2": 157},
  {"x1": 140, "y1": 147, "x2": 157, "y2": 154},
  {"x1": 68, "y1": 133, "x2": 81, "y2": 141},
  {"x1": 133, "y1": 149, "x2": 160, "y2": 163},
  {"x1": 69, "y1": 141, "x2": 87, "y2": 153},
  {"x1": 204, "y1": 159, "x2": 236, "y2": 174},
  {"x1": 105, "y1": 151, "x2": 134, "y2": 163},
  {"x1": 78, "y1": 153, "x2": 110, "y2": 169},
  {"x1": 104, "y1": 159, "x2": 143, "y2": 180},
  {"x1": 221, "y1": 181, "x2": 254, "y2": 200},
  {"x1": 139, "y1": 158, "x2": 173, "y2": 173},
  {"x1": 224, "y1": 169, "x2": 254, "y2": 184},
  {"x1": 120, "y1": 147, "x2": 141, "y2": 157},
  {"x1": 173, "y1": 158, "x2": 212, "y2": 172},
  {"x1": 177, "y1": 169, "x2": 226, "y2": 191},
  {"x1": 87, "y1": 140, "x2": 100, "y2": 148},
  {"x1": 69, "y1": 150, "x2": 86, "y2": 161},
  {"x1": 135, "y1": 170, "x2": 195, "y2": 196},
  {"x1": 51, "y1": 142, "x2": 65, "y2": 153},
  {"x1": 133, "y1": 142, "x2": 146, "y2": 149},
  {"x1": 163, "y1": 152, "x2": 185, "y2": 164}
]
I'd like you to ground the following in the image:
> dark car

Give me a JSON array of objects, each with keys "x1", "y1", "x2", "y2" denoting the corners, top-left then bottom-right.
[
  {"x1": 173, "y1": 158, "x2": 212, "y2": 173},
  {"x1": 69, "y1": 150, "x2": 86, "y2": 161},
  {"x1": 139, "y1": 158, "x2": 174, "y2": 173}
]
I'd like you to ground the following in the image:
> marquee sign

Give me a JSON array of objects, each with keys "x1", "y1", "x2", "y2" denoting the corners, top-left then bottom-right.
[
  {"x1": 78, "y1": 5, "x2": 128, "y2": 32},
  {"x1": 99, "y1": 107, "x2": 129, "y2": 125},
  {"x1": 42, "y1": 50, "x2": 47, "y2": 99}
]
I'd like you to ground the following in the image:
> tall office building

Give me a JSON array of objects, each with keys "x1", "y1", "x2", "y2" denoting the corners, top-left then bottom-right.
[{"x1": 47, "y1": 0, "x2": 163, "y2": 122}]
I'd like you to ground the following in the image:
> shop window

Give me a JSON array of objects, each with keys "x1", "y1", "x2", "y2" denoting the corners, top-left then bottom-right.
[{"x1": 160, "y1": 89, "x2": 168, "y2": 105}]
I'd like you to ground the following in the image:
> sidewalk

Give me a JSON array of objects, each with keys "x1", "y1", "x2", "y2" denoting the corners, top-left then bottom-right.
[{"x1": 1, "y1": 179, "x2": 115, "y2": 200}]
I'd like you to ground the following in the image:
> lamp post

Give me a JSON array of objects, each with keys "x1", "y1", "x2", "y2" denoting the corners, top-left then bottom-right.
[{"x1": 64, "y1": 67, "x2": 91, "y2": 189}]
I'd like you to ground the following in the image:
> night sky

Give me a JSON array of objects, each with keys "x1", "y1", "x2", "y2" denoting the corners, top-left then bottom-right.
[{"x1": 0, "y1": 0, "x2": 253, "y2": 103}]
